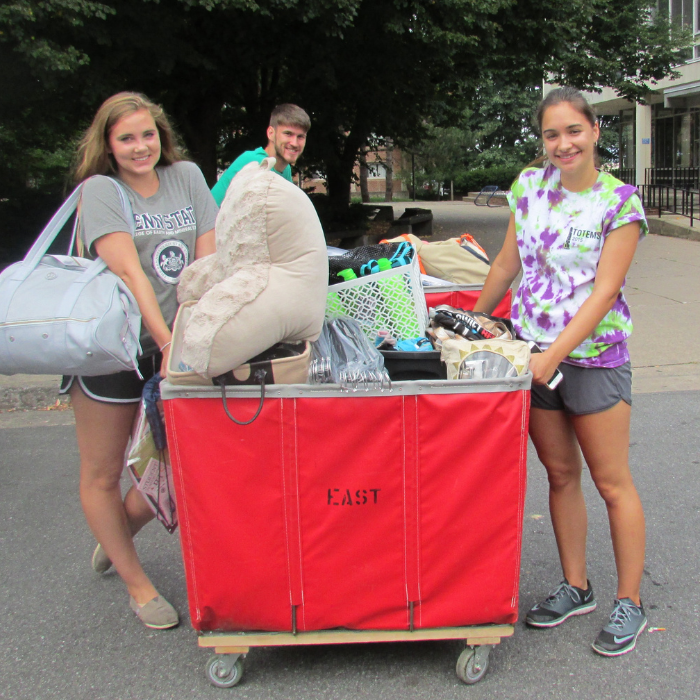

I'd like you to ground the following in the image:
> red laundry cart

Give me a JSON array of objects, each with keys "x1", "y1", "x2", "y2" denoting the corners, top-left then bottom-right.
[{"x1": 162, "y1": 373, "x2": 530, "y2": 687}]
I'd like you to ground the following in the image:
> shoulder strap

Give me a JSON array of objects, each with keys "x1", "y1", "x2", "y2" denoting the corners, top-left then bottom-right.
[
  {"x1": 23, "y1": 184, "x2": 84, "y2": 271},
  {"x1": 69, "y1": 177, "x2": 135, "y2": 257},
  {"x1": 106, "y1": 177, "x2": 136, "y2": 236}
]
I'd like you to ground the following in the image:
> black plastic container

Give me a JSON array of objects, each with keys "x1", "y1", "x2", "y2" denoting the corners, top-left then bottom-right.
[{"x1": 380, "y1": 350, "x2": 446, "y2": 381}]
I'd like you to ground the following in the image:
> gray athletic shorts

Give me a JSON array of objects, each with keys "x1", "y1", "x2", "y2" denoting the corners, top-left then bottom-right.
[{"x1": 530, "y1": 361, "x2": 632, "y2": 416}]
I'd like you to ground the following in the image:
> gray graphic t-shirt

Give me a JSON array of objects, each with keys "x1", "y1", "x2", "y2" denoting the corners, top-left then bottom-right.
[{"x1": 80, "y1": 161, "x2": 219, "y2": 355}]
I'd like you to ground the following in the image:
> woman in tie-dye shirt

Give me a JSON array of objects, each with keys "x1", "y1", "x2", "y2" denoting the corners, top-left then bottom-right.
[{"x1": 475, "y1": 87, "x2": 648, "y2": 657}]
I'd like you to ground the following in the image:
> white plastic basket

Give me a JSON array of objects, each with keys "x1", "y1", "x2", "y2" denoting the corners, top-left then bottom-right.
[{"x1": 325, "y1": 257, "x2": 428, "y2": 341}]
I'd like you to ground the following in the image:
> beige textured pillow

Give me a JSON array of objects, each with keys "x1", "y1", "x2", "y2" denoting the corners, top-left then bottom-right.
[{"x1": 175, "y1": 158, "x2": 328, "y2": 378}]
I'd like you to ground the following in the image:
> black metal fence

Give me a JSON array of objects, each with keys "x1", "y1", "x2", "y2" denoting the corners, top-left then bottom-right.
[
  {"x1": 615, "y1": 168, "x2": 636, "y2": 185},
  {"x1": 638, "y1": 184, "x2": 699, "y2": 226},
  {"x1": 645, "y1": 167, "x2": 700, "y2": 190}
]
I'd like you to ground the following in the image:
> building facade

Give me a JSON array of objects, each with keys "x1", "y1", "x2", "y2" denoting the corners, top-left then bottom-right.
[
  {"x1": 303, "y1": 146, "x2": 410, "y2": 199},
  {"x1": 554, "y1": 1, "x2": 700, "y2": 189}
]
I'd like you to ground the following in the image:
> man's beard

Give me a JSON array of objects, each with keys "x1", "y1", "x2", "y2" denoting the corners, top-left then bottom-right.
[{"x1": 275, "y1": 142, "x2": 297, "y2": 166}]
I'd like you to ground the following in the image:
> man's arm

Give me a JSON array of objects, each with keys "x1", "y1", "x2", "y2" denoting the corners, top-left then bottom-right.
[
  {"x1": 211, "y1": 164, "x2": 237, "y2": 206},
  {"x1": 211, "y1": 150, "x2": 264, "y2": 205}
]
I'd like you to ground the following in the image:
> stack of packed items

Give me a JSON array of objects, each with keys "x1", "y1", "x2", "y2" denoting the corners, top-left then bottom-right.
[
  {"x1": 324, "y1": 242, "x2": 435, "y2": 382},
  {"x1": 382, "y1": 232, "x2": 491, "y2": 287},
  {"x1": 427, "y1": 306, "x2": 529, "y2": 381}
]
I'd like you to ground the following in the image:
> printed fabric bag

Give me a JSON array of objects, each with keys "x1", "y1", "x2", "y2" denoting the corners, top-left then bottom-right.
[
  {"x1": 441, "y1": 338, "x2": 530, "y2": 381},
  {"x1": 126, "y1": 375, "x2": 177, "y2": 533},
  {"x1": 0, "y1": 180, "x2": 142, "y2": 376},
  {"x1": 383, "y1": 233, "x2": 490, "y2": 285}
]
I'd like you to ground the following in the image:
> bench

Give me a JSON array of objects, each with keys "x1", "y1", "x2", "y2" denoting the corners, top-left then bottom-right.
[
  {"x1": 366, "y1": 205, "x2": 395, "y2": 223},
  {"x1": 326, "y1": 206, "x2": 432, "y2": 249},
  {"x1": 324, "y1": 228, "x2": 372, "y2": 249},
  {"x1": 386, "y1": 207, "x2": 433, "y2": 238}
]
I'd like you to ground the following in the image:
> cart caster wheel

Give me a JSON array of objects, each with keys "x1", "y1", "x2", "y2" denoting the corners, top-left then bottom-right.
[
  {"x1": 456, "y1": 645, "x2": 490, "y2": 685},
  {"x1": 206, "y1": 654, "x2": 244, "y2": 688}
]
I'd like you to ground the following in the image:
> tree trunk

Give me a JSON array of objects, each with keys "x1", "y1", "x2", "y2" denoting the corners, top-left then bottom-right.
[
  {"x1": 172, "y1": 94, "x2": 224, "y2": 186},
  {"x1": 384, "y1": 138, "x2": 394, "y2": 202},
  {"x1": 326, "y1": 165, "x2": 354, "y2": 220},
  {"x1": 359, "y1": 143, "x2": 370, "y2": 203},
  {"x1": 325, "y1": 131, "x2": 365, "y2": 221}
]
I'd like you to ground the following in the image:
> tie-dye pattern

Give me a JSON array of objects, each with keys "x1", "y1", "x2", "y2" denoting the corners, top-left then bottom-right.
[{"x1": 507, "y1": 164, "x2": 647, "y2": 368}]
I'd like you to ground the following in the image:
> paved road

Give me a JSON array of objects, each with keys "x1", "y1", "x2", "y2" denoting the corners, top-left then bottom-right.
[
  {"x1": 1, "y1": 391, "x2": 697, "y2": 700},
  {"x1": 1, "y1": 201, "x2": 698, "y2": 699},
  {"x1": 388, "y1": 200, "x2": 512, "y2": 259}
]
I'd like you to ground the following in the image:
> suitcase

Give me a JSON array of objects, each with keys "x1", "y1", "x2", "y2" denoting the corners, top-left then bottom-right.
[{"x1": 162, "y1": 374, "x2": 530, "y2": 686}]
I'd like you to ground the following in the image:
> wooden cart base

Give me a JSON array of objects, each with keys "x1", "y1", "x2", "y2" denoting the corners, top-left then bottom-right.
[{"x1": 199, "y1": 624, "x2": 514, "y2": 687}]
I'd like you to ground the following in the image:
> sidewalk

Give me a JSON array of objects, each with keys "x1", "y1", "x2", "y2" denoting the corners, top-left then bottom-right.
[
  {"x1": 645, "y1": 210, "x2": 700, "y2": 242},
  {"x1": 626, "y1": 230, "x2": 700, "y2": 392},
  {"x1": 0, "y1": 372, "x2": 65, "y2": 412},
  {"x1": 1, "y1": 206, "x2": 698, "y2": 410}
]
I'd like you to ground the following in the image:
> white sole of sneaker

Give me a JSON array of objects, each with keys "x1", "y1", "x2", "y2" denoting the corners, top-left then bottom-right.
[
  {"x1": 591, "y1": 618, "x2": 648, "y2": 657},
  {"x1": 526, "y1": 601, "x2": 598, "y2": 628}
]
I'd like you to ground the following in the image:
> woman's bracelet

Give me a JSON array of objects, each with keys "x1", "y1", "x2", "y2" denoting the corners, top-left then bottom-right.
[{"x1": 160, "y1": 340, "x2": 172, "y2": 352}]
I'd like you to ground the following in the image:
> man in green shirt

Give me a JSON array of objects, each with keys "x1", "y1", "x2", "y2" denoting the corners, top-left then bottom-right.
[{"x1": 211, "y1": 104, "x2": 311, "y2": 206}]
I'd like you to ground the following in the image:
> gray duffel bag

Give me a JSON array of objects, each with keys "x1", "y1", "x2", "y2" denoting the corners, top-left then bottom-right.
[{"x1": 0, "y1": 180, "x2": 142, "y2": 376}]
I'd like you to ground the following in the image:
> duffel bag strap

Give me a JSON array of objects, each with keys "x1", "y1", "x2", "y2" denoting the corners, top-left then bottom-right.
[
  {"x1": 23, "y1": 184, "x2": 84, "y2": 271},
  {"x1": 0, "y1": 184, "x2": 86, "y2": 322},
  {"x1": 69, "y1": 177, "x2": 135, "y2": 257}
]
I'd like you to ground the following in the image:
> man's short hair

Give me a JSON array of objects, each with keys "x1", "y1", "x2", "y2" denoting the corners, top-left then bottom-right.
[{"x1": 270, "y1": 104, "x2": 311, "y2": 132}]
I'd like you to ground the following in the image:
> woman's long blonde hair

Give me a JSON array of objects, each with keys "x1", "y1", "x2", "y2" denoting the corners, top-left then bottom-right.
[{"x1": 73, "y1": 92, "x2": 186, "y2": 183}]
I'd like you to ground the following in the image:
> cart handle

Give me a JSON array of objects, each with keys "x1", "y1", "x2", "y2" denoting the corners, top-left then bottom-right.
[{"x1": 215, "y1": 369, "x2": 267, "y2": 425}]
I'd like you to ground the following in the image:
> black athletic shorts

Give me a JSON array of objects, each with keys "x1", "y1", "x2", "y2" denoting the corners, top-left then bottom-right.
[{"x1": 59, "y1": 354, "x2": 162, "y2": 404}]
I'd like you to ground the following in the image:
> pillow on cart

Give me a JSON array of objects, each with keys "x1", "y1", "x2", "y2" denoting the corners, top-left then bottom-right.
[{"x1": 175, "y1": 158, "x2": 328, "y2": 378}]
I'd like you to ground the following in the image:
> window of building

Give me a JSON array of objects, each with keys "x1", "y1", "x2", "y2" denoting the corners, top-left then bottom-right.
[
  {"x1": 662, "y1": 0, "x2": 699, "y2": 60},
  {"x1": 619, "y1": 109, "x2": 636, "y2": 171},
  {"x1": 654, "y1": 107, "x2": 675, "y2": 169},
  {"x1": 366, "y1": 162, "x2": 387, "y2": 180},
  {"x1": 675, "y1": 113, "x2": 693, "y2": 166},
  {"x1": 666, "y1": 0, "x2": 693, "y2": 25},
  {"x1": 652, "y1": 104, "x2": 700, "y2": 185}
]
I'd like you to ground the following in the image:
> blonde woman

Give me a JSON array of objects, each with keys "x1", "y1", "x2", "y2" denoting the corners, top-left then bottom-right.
[{"x1": 61, "y1": 92, "x2": 217, "y2": 629}]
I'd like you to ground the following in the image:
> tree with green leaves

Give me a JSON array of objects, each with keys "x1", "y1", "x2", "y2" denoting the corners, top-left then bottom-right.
[{"x1": 0, "y1": 0, "x2": 690, "y2": 258}]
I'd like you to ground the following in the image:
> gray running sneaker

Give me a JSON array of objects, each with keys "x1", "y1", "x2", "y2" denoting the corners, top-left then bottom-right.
[
  {"x1": 592, "y1": 598, "x2": 647, "y2": 657},
  {"x1": 526, "y1": 579, "x2": 597, "y2": 628}
]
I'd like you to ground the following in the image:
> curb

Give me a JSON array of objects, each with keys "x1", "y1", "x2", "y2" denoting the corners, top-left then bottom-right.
[
  {"x1": 0, "y1": 379, "x2": 66, "y2": 412},
  {"x1": 645, "y1": 216, "x2": 700, "y2": 242}
]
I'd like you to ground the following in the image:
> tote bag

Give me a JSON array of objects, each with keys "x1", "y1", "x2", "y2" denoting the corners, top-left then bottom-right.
[{"x1": 0, "y1": 180, "x2": 142, "y2": 376}]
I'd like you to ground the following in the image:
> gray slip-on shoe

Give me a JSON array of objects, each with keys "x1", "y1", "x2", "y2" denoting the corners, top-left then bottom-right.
[
  {"x1": 91, "y1": 544, "x2": 113, "y2": 574},
  {"x1": 129, "y1": 595, "x2": 179, "y2": 630}
]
